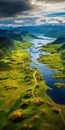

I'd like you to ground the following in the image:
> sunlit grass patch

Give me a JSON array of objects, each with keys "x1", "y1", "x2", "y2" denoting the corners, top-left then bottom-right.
[
  {"x1": 42, "y1": 43, "x2": 62, "y2": 53},
  {"x1": 38, "y1": 52, "x2": 65, "y2": 79},
  {"x1": 55, "y1": 83, "x2": 65, "y2": 88}
]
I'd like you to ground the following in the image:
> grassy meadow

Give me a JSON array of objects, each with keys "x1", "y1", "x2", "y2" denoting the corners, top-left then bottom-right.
[{"x1": 38, "y1": 40, "x2": 65, "y2": 80}]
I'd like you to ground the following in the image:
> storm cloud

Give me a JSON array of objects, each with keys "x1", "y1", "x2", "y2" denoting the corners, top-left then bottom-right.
[
  {"x1": 0, "y1": 0, "x2": 65, "y2": 26},
  {"x1": 0, "y1": 0, "x2": 32, "y2": 17},
  {"x1": 0, "y1": 0, "x2": 65, "y2": 18}
]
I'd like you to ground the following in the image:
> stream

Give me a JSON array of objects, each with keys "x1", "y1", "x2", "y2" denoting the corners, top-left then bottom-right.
[{"x1": 26, "y1": 36, "x2": 65, "y2": 105}]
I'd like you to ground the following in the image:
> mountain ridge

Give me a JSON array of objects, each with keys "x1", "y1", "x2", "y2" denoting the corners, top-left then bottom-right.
[{"x1": 0, "y1": 29, "x2": 37, "y2": 41}]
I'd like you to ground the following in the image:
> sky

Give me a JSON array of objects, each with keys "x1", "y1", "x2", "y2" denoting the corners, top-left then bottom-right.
[{"x1": 0, "y1": 0, "x2": 65, "y2": 27}]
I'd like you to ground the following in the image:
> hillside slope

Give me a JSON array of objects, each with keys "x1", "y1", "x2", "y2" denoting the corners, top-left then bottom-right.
[
  {"x1": 0, "y1": 36, "x2": 14, "y2": 57},
  {"x1": 0, "y1": 29, "x2": 37, "y2": 41},
  {"x1": 38, "y1": 37, "x2": 65, "y2": 79}
]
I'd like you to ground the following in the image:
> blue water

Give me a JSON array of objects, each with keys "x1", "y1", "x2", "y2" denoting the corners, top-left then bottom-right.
[
  {"x1": 26, "y1": 37, "x2": 65, "y2": 105},
  {"x1": 47, "y1": 12, "x2": 65, "y2": 17}
]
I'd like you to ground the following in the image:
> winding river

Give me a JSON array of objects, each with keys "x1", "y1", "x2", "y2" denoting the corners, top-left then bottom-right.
[{"x1": 26, "y1": 36, "x2": 65, "y2": 105}]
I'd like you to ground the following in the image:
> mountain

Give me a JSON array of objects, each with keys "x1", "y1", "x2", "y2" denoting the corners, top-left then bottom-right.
[
  {"x1": 57, "y1": 43, "x2": 65, "y2": 51},
  {"x1": 0, "y1": 29, "x2": 37, "y2": 42},
  {"x1": 41, "y1": 36, "x2": 65, "y2": 54},
  {"x1": 16, "y1": 24, "x2": 65, "y2": 38},
  {"x1": 0, "y1": 36, "x2": 14, "y2": 57},
  {"x1": 0, "y1": 24, "x2": 65, "y2": 38},
  {"x1": 49, "y1": 37, "x2": 65, "y2": 52},
  {"x1": 0, "y1": 36, "x2": 13, "y2": 49},
  {"x1": 51, "y1": 37, "x2": 65, "y2": 51},
  {"x1": 52, "y1": 37, "x2": 65, "y2": 44}
]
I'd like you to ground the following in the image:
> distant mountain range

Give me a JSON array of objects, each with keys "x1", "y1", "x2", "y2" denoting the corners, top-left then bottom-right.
[
  {"x1": 0, "y1": 24, "x2": 65, "y2": 38},
  {"x1": 0, "y1": 29, "x2": 37, "y2": 41},
  {"x1": 14, "y1": 24, "x2": 65, "y2": 38}
]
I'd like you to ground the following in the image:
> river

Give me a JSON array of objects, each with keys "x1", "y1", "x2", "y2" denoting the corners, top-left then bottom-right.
[{"x1": 26, "y1": 36, "x2": 65, "y2": 105}]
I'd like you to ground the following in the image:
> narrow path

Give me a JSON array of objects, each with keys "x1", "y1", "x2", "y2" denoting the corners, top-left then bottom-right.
[
  {"x1": 32, "y1": 70, "x2": 37, "y2": 98},
  {"x1": 59, "y1": 109, "x2": 65, "y2": 125}
]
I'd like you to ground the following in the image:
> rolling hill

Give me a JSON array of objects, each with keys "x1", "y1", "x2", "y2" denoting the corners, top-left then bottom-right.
[
  {"x1": 52, "y1": 37, "x2": 65, "y2": 44},
  {"x1": 0, "y1": 36, "x2": 14, "y2": 57},
  {"x1": 0, "y1": 29, "x2": 37, "y2": 42}
]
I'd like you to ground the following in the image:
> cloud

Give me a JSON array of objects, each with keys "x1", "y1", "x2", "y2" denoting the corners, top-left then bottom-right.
[
  {"x1": 0, "y1": 0, "x2": 65, "y2": 18},
  {"x1": 0, "y1": 0, "x2": 65, "y2": 26},
  {"x1": 0, "y1": 0, "x2": 32, "y2": 17}
]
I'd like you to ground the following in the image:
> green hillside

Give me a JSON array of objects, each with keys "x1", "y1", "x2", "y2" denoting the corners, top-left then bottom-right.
[{"x1": 38, "y1": 37, "x2": 65, "y2": 80}]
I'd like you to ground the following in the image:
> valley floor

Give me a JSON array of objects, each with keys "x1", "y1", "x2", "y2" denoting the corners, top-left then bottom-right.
[{"x1": 0, "y1": 41, "x2": 65, "y2": 130}]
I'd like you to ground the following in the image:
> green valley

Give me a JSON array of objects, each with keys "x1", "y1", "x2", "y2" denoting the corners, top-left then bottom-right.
[{"x1": 0, "y1": 36, "x2": 65, "y2": 130}]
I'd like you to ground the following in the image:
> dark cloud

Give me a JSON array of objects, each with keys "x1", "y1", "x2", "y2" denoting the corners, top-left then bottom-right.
[
  {"x1": 0, "y1": 0, "x2": 32, "y2": 17},
  {"x1": 0, "y1": 0, "x2": 65, "y2": 18}
]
